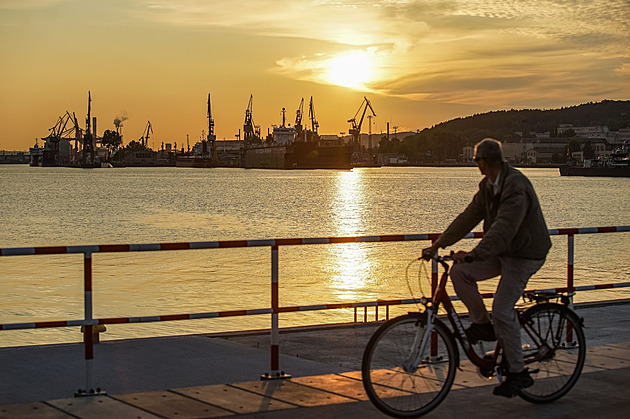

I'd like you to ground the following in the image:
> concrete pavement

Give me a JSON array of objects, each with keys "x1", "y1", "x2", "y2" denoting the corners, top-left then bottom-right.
[{"x1": 1, "y1": 300, "x2": 629, "y2": 418}]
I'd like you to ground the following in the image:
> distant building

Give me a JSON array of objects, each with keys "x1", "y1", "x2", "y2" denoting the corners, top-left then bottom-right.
[
  {"x1": 462, "y1": 146, "x2": 474, "y2": 162},
  {"x1": 607, "y1": 128, "x2": 630, "y2": 145},
  {"x1": 502, "y1": 138, "x2": 525, "y2": 163},
  {"x1": 558, "y1": 124, "x2": 609, "y2": 139},
  {"x1": 0, "y1": 150, "x2": 29, "y2": 164}
]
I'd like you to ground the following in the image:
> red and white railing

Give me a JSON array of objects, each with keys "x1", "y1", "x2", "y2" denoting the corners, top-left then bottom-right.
[{"x1": 1, "y1": 226, "x2": 629, "y2": 395}]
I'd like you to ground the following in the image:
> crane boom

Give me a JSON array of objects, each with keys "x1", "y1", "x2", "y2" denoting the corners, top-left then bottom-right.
[
  {"x1": 243, "y1": 94, "x2": 259, "y2": 144},
  {"x1": 348, "y1": 96, "x2": 376, "y2": 144},
  {"x1": 140, "y1": 121, "x2": 153, "y2": 148},
  {"x1": 207, "y1": 93, "x2": 215, "y2": 138},
  {"x1": 308, "y1": 96, "x2": 319, "y2": 134},
  {"x1": 207, "y1": 93, "x2": 217, "y2": 161},
  {"x1": 295, "y1": 97, "x2": 304, "y2": 128}
]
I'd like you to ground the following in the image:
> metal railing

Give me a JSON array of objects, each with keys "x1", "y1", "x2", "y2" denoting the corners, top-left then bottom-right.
[{"x1": 1, "y1": 226, "x2": 629, "y2": 395}]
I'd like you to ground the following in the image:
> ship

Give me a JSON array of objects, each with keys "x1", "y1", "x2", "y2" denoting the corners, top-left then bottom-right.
[
  {"x1": 241, "y1": 97, "x2": 352, "y2": 170},
  {"x1": 176, "y1": 94, "x2": 244, "y2": 168},
  {"x1": 560, "y1": 141, "x2": 630, "y2": 177}
]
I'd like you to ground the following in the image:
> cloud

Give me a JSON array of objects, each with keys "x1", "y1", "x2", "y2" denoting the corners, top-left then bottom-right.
[
  {"x1": 138, "y1": 0, "x2": 630, "y2": 103},
  {"x1": 0, "y1": 0, "x2": 67, "y2": 10}
]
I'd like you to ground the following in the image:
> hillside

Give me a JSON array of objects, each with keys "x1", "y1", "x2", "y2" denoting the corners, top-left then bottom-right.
[{"x1": 380, "y1": 100, "x2": 630, "y2": 162}]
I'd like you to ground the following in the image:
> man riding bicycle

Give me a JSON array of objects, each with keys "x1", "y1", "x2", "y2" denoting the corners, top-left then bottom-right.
[{"x1": 423, "y1": 138, "x2": 551, "y2": 398}]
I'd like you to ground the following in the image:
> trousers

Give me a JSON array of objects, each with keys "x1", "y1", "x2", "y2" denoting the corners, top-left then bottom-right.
[{"x1": 450, "y1": 256, "x2": 545, "y2": 373}]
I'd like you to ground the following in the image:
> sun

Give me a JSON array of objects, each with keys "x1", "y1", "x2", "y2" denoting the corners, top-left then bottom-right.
[{"x1": 326, "y1": 51, "x2": 375, "y2": 89}]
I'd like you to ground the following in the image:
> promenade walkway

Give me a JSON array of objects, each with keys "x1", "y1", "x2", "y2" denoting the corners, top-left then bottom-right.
[{"x1": 1, "y1": 300, "x2": 629, "y2": 418}]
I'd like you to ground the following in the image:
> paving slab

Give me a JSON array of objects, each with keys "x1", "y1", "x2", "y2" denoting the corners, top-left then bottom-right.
[
  {"x1": 231, "y1": 379, "x2": 356, "y2": 408},
  {"x1": 584, "y1": 352, "x2": 630, "y2": 370},
  {"x1": 0, "y1": 402, "x2": 74, "y2": 419},
  {"x1": 592, "y1": 342, "x2": 630, "y2": 360},
  {"x1": 112, "y1": 390, "x2": 233, "y2": 418},
  {"x1": 46, "y1": 395, "x2": 159, "y2": 419},
  {"x1": 173, "y1": 384, "x2": 296, "y2": 415},
  {"x1": 291, "y1": 373, "x2": 368, "y2": 400}
]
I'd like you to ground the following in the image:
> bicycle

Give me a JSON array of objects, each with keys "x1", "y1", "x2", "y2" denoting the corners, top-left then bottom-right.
[{"x1": 361, "y1": 253, "x2": 586, "y2": 418}]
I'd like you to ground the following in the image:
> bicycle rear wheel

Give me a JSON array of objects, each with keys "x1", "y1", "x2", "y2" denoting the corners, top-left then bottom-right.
[
  {"x1": 518, "y1": 303, "x2": 585, "y2": 403},
  {"x1": 362, "y1": 313, "x2": 457, "y2": 417}
]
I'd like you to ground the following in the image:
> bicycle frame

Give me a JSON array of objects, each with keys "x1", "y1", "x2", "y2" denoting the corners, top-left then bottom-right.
[
  {"x1": 427, "y1": 257, "x2": 498, "y2": 374},
  {"x1": 363, "y1": 256, "x2": 586, "y2": 416}
]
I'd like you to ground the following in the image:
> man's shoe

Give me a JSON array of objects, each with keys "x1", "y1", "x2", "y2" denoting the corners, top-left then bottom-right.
[
  {"x1": 465, "y1": 322, "x2": 496, "y2": 344},
  {"x1": 493, "y1": 369, "x2": 534, "y2": 398}
]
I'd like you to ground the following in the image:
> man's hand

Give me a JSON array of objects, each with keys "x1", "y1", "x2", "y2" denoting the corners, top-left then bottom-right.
[
  {"x1": 421, "y1": 244, "x2": 439, "y2": 260},
  {"x1": 452, "y1": 250, "x2": 473, "y2": 263}
]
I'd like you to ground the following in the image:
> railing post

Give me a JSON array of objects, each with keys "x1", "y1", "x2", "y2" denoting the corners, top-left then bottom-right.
[
  {"x1": 431, "y1": 239, "x2": 438, "y2": 356},
  {"x1": 262, "y1": 245, "x2": 290, "y2": 380},
  {"x1": 567, "y1": 234, "x2": 575, "y2": 304},
  {"x1": 566, "y1": 234, "x2": 575, "y2": 343},
  {"x1": 76, "y1": 251, "x2": 105, "y2": 397}
]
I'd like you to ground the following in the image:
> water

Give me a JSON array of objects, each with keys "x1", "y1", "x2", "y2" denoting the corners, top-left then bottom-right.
[{"x1": 1, "y1": 165, "x2": 629, "y2": 347}]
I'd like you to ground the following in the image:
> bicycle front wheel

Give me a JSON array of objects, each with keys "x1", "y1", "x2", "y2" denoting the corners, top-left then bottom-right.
[
  {"x1": 518, "y1": 303, "x2": 585, "y2": 403},
  {"x1": 362, "y1": 313, "x2": 457, "y2": 418}
]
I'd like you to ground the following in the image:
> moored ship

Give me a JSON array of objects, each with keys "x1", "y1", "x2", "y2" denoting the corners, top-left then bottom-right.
[
  {"x1": 560, "y1": 141, "x2": 630, "y2": 177},
  {"x1": 242, "y1": 97, "x2": 352, "y2": 170}
]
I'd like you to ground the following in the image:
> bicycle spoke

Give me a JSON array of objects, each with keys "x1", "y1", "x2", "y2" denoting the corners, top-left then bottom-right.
[
  {"x1": 362, "y1": 314, "x2": 457, "y2": 417},
  {"x1": 518, "y1": 303, "x2": 585, "y2": 403}
]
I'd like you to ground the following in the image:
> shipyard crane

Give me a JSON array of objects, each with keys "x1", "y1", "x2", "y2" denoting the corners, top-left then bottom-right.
[
  {"x1": 82, "y1": 91, "x2": 96, "y2": 165},
  {"x1": 48, "y1": 111, "x2": 81, "y2": 139},
  {"x1": 243, "y1": 94, "x2": 260, "y2": 144},
  {"x1": 308, "y1": 96, "x2": 319, "y2": 137},
  {"x1": 294, "y1": 98, "x2": 305, "y2": 141},
  {"x1": 207, "y1": 93, "x2": 215, "y2": 139},
  {"x1": 207, "y1": 93, "x2": 217, "y2": 161},
  {"x1": 347, "y1": 96, "x2": 376, "y2": 145},
  {"x1": 139, "y1": 120, "x2": 153, "y2": 148}
]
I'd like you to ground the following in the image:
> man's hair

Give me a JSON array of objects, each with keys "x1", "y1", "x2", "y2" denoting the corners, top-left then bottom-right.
[{"x1": 474, "y1": 138, "x2": 505, "y2": 167}]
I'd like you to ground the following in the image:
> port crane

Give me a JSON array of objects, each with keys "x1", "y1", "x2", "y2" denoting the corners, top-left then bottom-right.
[
  {"x1": 207, "y1": 93, "x2": 217, "y2": 161},
  {"x1": 82, "y1": 91, "x2": 96, "y2": 165},
  {"x1": 41, "y1": 111, "x2": 82, "y2": 165},
  {"x1": 309, "y1": 96, "x2": 319, "y2": 137},
  {"x1": 243, "y1": 94, "x2": 261, "y2": 144},
  {"x1": 47, "y1": 111, "x2": 82, "y2": 148},
  {"x1": 295, "y1": 98, "x2": 304, "y2": 141},
  {"x1": 139, "y1": 121, "x2": 153, "y2": 148},
  {"x1": 347, "y1": 96, "x2": 376, "y2": 145}
]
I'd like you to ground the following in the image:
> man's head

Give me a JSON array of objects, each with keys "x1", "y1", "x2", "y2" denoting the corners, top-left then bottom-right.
[{"x1": 473, "y1": 138, "x2": 504, "y2": 178}]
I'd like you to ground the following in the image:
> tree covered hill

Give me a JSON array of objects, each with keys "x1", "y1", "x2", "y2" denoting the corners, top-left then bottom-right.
[{"x1": 382, "y1": 100, "x2": 630, "y2": 162}]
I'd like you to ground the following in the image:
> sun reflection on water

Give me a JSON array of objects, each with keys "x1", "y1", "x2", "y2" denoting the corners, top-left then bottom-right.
[{"x1": 326, "y1": 170, "x2": 377, "y2": 300}]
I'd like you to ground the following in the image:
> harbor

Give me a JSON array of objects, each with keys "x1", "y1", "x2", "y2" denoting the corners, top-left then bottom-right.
[
  {"x1": 3, "y1": 2, "x2": 630, "y2": 418},
  {"x1": 13, "y1": 96, "x2": 629, "y2": 174},
  {"x1": 25, "y1": 93, "x2": 373, "y2": 170}
]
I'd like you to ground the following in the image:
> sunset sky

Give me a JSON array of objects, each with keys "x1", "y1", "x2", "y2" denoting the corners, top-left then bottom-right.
[{"x1": 1, "y1": 0, "x2": 629, "y2": 151}]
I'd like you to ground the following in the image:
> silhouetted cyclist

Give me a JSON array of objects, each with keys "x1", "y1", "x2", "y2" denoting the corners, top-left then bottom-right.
[{"x1": 423, "y1": 138, "x2": 551, "y2": 397}]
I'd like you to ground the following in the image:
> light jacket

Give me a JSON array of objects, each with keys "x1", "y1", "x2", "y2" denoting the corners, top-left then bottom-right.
[{"x1": 434, "y1": 164, "x2": 551, "y2": 261}]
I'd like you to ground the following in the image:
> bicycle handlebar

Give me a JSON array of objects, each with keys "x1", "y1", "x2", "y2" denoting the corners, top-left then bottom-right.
[{"x1": 421, "y1": 251, "x2": 473, "y2": 264}]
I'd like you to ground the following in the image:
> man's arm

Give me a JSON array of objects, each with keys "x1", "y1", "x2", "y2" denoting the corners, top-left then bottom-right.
[
  {"x1": 423, "y1": 191, "x2": 484, "y2": 258},
  {"x1": 470, "y1": 180, "x2": 530, "y2": 261}
]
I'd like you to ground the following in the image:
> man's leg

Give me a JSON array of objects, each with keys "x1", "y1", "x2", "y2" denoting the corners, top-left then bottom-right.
[
  {"x1": 450, "y1": 258, "x2": 501, "y2": 324},
  {"x1": 493, "y1": 257, "x2": 546, "y2": 373}
]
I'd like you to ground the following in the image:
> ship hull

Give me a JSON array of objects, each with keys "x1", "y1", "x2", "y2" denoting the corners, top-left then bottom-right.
[
  {"x1": 243, "y1": 141, "x2": 352, "y2": 170},
  {"x1": 176, "y1": 157, "x2": 217, "y2": 168},
  {"x1": 559, "y1": 166, "x2": 630, "y2": 177}
]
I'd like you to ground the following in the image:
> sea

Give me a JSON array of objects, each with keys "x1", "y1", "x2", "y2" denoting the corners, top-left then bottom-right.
[{"x1": 1, "y1": 164, "x2": 629, "y2": 348}]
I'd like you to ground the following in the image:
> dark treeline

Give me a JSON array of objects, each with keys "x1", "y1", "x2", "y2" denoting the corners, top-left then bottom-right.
[{"x1": 378, "y1": 100, "x2": 630, "y2": 163}]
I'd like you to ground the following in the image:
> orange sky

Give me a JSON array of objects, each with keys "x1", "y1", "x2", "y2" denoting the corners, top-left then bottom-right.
[{"x1": 1, "y1": 0, "x2": 629, "y2": 151}]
